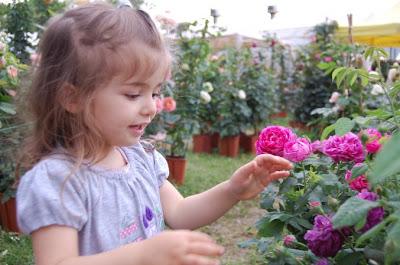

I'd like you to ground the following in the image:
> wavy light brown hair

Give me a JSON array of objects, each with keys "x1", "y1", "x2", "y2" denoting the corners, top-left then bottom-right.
[{"x1": 20, "y1": 3, "x2": 171, "y2": 169}]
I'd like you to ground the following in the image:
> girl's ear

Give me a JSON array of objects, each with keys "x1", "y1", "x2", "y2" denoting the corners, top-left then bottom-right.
[{"x1": 58, "y1": 83, "x2": 81, "y2": 113}]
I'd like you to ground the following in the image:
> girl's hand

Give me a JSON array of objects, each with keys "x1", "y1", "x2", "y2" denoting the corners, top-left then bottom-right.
[
  {"x1": 227, "y1": 154, "x2": 293, "y2": 200},
  {"x1": 141, "y1": 230, "x2": 224, "y2": 265}
]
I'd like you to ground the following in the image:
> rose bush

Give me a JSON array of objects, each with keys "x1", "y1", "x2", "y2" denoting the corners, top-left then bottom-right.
[{"x1": 245, "y1": 47, "x2": 400, "y2": 264}]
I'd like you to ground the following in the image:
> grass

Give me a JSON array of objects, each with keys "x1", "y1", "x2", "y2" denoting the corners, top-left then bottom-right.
[{"x1": 0, "y1": 151, "x2": 266, "y2": 265}]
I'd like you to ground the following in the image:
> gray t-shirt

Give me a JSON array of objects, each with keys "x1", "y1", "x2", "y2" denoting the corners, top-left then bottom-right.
[{"x1": 17, "y1": 142, "x2": 169, "y2": 256}]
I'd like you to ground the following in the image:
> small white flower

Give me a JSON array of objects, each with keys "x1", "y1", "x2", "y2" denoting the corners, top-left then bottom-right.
[
  {"x1": 202, "y1": 82, "x2": 214, "y2": 93},
  {"x1": 371, "y1": 84, "x2": 384, "y2": 95},
  {"x1": 200, "y1": 90, "x2": 211, "y2": 103},
  {"x1": 237, "y1": 89, "x2": 246, "y2": 99},
  {"x1": 368, "y1": 71, "x2": 381, "y2": 82},
  {"x1": 329, "y1": 91, "x2": 340, "y2": 103}
]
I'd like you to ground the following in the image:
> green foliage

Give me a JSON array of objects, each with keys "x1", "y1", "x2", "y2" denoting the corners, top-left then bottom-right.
[{"x1": 0, "y1": 230, "x2": 33, "y2": 265}]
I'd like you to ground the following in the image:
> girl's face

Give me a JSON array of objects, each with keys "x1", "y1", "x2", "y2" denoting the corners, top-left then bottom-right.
[{"x1": 91, "y1": 62, "x2": 166, "y2": 148}]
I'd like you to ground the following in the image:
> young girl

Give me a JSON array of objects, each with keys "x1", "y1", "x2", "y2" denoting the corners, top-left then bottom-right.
[{"x1": 16, "y1": 3, "x2": 292, "y2": 265}]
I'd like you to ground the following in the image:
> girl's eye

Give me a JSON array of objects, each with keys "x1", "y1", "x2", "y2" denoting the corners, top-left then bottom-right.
[
  {"x1": 124, "y1": 94, "x2": 139, "y2": 100},
  {"x1": 152, "y1": 93, "x2": 161, "y2": 99}
]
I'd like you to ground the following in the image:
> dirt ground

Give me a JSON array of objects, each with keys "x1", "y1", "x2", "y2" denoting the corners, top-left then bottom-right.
[{"x1": 198, "y1": 200, "x2": 266, "y2": 265}]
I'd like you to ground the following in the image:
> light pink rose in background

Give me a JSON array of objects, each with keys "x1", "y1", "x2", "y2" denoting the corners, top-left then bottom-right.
[
  {"x1": 311, "y1": 140, "x2": 323, "y2": 153},
  {"x1": 162, "y1": 97, "x2": 176, "y2": 112},
  {"x1": 309, "y1": 201, "x2": 321, "y2": 208},
  {"x1": 0, "y1": 57, "x2": 6, "y2": 68},
  {"x1": 256, "y1": 126, "x2": 297, "y2": 157},
  {"x1": 344, "y1": 163, "x2": 369, "y2": 192},
  {"x1": 283, "y1": 235, "x2": 296, "y2": 246},
  {"x1": 322, "y1": 132, "x2": 365, "y2": 163},
  {"x1": 314, "y1": 53, "x2": 321, "y2": 60},
  {"x1": 7, "y1": 65, "x2": 18, "y2": 78},
  {"x1": 283, "y1": 137, "x2": 312, "y2": 162},
  {"x1": 329, "y1": 92, "x2": 341, "y2": 103},
  {"x1": 0, "y1": 41, "x2": 5, "y2": 51},
  {"x1": 324, "y1": 56, "x2": 333, "y2": 62}
]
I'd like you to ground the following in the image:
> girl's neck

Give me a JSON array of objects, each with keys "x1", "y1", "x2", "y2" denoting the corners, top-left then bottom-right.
[{"x1": 95, "y1": 146, "x2": 127, "y2": 170}]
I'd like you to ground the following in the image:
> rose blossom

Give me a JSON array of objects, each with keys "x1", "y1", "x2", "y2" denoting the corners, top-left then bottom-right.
[
  {"x1": 7, "y1": 65, "x2": 18, "y2": 78},
  {"x1": 361, "y1": 128, "x2": 382, "y2": 154},
  {"x1": 345, "y1": 163, "x2": 369, "y2": 192},
  {"x1": 357, "y1": 190, "x2": 384, "y2": 232},
  {"x1": 322, "y1": 132, "x2": 365, "y2": 163},
  {"x1": 311, "y1": 140, "x2": 323, "y2": 153},
  {"x1": 283, "y1": 137, "x2": 312, "y2": 162},
  {"x1": 162, "y1": 97, "x2": 176, "y2": 112},
  {"x1": 283, "y1": 235, "x2": 296, "y2": 246},
  {"x1": 329, "y1": 92, "x2": 340, "y2": 103},
  {"x1": 304, "y1": 215, "x2": 344, "y2": 257},
  {"x1": 256, "y1": 126, "x2": 296, "y2": 156}
]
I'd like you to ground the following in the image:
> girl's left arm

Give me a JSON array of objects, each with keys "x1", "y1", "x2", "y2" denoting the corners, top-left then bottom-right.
[{"x1": 160, "y1": 154, "x2": 292, "y2": 230}]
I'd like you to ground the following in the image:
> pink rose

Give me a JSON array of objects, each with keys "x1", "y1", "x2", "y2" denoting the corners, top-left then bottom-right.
[
  {"x1": 256, "y1": 126, "x2": 297, "y2": 157},
  {"x1": 361, "y1": 128, "x2": 382, "y2": 154},
  {"x1": 309, "y1": 201, "x2": 321, "y2": 208},
  {"x1": 324, "y1": 56, "x2": 333, "y2": 62},
  {"x1": 7, "y1": 65, "x2": 18, "y2": 78},
  {"x1": 329, "y1": 92, "x2": 340, "y2": 104},
  {"x1": 162, "y1": 97, "x2": 176, "y2": 112},
  {"x1": 283, "y1": 137, "x2": 312, "y2": 162},
  {"x1": 311, "y1": 140, "x2": 323, "y2": 153},
  {"x1": 344, "y1": 164, "x2": 369, "y2": 192},
  {"x1": 283, "y1": 235, "x2": 296, "y2": 246},
  {"x1": 322, "y1": 132, "x2": 365, "y2": 163}
]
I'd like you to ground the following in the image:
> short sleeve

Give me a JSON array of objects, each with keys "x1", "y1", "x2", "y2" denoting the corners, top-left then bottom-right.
[
  {"x1": 153, "y1": 150, "x2": 169, "y2": 187},
  {"x1": 16, "y1": 159, "x2": 88, "y2": 234}
]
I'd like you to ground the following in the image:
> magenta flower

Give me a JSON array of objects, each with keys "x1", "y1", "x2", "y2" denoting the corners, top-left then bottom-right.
[
  {"x1": 322, "y1": 132, "x2": 365, "y2": 163},
  {"x1": 283, "y1": 235, "x2": 296, "y2": 246},
  {"x1": 283, "y1": 137, "x2": 312, "y2": 162},
  {"x1": 304, "y1": 215, "x2": 344, "y2": 257},
  {"x1": 362, "y1": 128, "x2": 382, "y2": 154},
  {"x1": 345, "y1": 164, "x2": 369, "y2": 192},
  {"x1": 311, "y1": 140, "x2": 323, "y2": 153},
  {"x1": 256, "y1": 126, "x2": 296, "y2": 156},
  {"x1": 357, "y1": 190, "x2": 384, "y2": 232}
]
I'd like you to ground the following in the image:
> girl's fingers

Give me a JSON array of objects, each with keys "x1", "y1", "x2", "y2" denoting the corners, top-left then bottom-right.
[
  {"x1": 182, "y1": 254, "x2": 220, "y2": 265},
  {"x1": 186, "y1": 242, "x2": 224, "y2": 257},
  {"x1": 260, "y1": 171, "x2": 290, "y2": 186},
  {"x1": 257, "y1": 154, "x2": 293, "y2": 171},
  {"x1": 185, "y1": 231, "x2": 217, "y2": 243}
]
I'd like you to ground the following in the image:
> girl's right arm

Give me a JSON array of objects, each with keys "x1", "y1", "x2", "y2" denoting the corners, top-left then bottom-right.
[{"x1": 32, "y1": 225, "x2": 224, "y2": 265}]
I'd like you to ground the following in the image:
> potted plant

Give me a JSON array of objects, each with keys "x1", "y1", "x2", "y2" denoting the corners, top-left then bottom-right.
[
  {"x1": 214, "y1": 48, "x2": 252, "y2": 157},
  {"x1": 0, "y1": 35, "x2": 27, "y2": 232}
]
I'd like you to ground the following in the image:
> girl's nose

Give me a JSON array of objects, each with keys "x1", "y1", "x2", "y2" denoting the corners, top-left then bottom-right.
[{"x1": 140, "y1": 95, "x2": 157, "y2": 117}]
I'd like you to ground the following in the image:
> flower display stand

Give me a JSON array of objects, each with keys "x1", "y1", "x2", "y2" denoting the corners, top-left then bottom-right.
[
  {"x1": 0, "y1": 196, "x2": 19, "y2": 233},
  {"x1": 166, "y1": 156, "x2": 187, "y2": 185},
  {"x1": 192, "y1": 134, "x2": 213, "y2": 153},
  {"x1": 218, "y1": 135, "x2": 240, "y2": 158}
]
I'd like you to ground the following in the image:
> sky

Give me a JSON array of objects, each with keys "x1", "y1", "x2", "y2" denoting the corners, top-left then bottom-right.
[{"x1": 145, "y1": 0, "x2": 400, "y2": 39}]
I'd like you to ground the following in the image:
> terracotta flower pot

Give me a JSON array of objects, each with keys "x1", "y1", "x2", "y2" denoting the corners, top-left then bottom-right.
[
  {"x1": 218, "y1": 135, "x2": 240, "y2": 158},
  {"x1": 192, "y1": 134, "x2": 213, "y2": 153},
  {"x1": 0, "y1": 196, "x2": 19, "y2": 233},
  {"x1": 240, "y1": 133, "x2": 258, "y2": 155},
  {"x1": 166, "y1": 156, "x2": 187, "y2": 185}
]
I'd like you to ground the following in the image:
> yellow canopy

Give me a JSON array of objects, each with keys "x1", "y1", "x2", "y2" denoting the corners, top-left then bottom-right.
[{"x1": 337, "y1": 23, "x2": 400, "y2": 47}]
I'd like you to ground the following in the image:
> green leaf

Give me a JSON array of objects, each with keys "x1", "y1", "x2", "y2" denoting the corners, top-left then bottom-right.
[
  {"x1": 384, "y1": 220, "x2": 400, "y2": 264},
  {"x1": 0, "y1": 102, "x2": 16, "y2": 115},
  {"x1": 332, "y1": 67, "x2": 345, "y2": 81},
  {"x1": 349, "y1": 70, "x2": 358, "y2": 86},
  {"x1": 351, "y1": 164, "x2": 368, "y2": 179},
  {"x1": 257, "y1": 219, "x2": 284, "y2": 237},
  {"x1": 335, "y1": 250, "x2": 364, "y2": 265},
  {"x1": 389, "y1": 81, "x2": 400, "y2": 98},
  {"x1": 332, "y1": 197, "x2": 379, "y2": 229},
  {"x1": 321, "y1": 124, "x2": 336, "y2": 140},
  {"x1": 370, "y1": 132, "x2": 400, "y2": 186},
  {"x1": 334, "y1": 117, "x2": 354, "y2": 136},
  {"x1": 336, "y1": 68, "x2": 349, "y2": 87}
]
